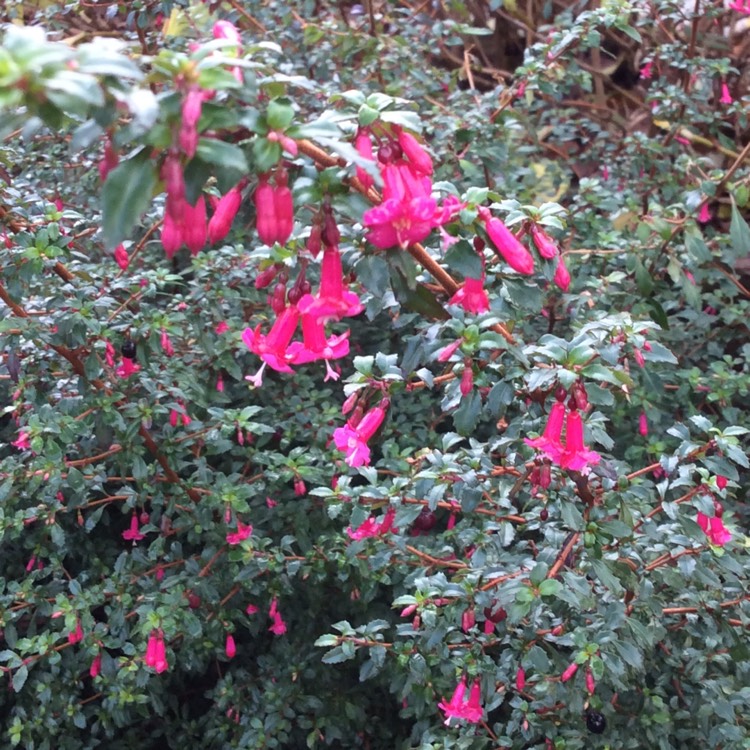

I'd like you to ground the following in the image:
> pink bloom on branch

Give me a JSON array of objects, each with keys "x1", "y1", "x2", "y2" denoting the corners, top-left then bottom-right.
[
  {"x1": 553, "y1": 257, "x2": 571, "y2": 292},
  {"x1": 530, "y1": 226, "x2": 559, "y2": 259},
  {"x1": 183, "y1": 195, "x2": 207, "y2": 256},
  {"x1": 11, "y1": 431, "x2": 31, "y2": 450},
  {"x1": 215, "y1": 321, "x2": 229, "y2": 334},
  {"x1": 114, "y1": 243, "x2": 129, "y2": 270},
  {"x1": 122, "y1": 513, "x2": 145, "y2": 542},
  {"x1": 213, "y1": 20, "x2": 242, "y2": 44},
  {"x1": 116, "y1": 357, "x2": 140, "y2": 379},
  {"x1": 268, "y1": 598, "x2": 287, "y2": 635},
  {"x1": 297, "y1": 245, "x2": 363, "y2": 323},
  {"x1": 145, "y1": 629, "x2": 169, "y2": 673},
  {"x1": 363, "y1": 194, "x2": 437, "y2": 249},
  {"x1": 720, "y1": 83, "x2": 733, "y2": 105},
  {"x1": 346, "y1": 507, "x2": 396, "y2": 540},
  {"x1": 484, "y1": 216, "x2": 535, "y2": 275},
  {"x1": 460, "y1": 366, "x2": 473, "y2": 396},
  {"x1": 516, "y1": 667, "x2": 526, "y2": 692},
  {"x1": 246, "y1": 603, "x2": 259, "y2": 615},
  {"x1": 242, "y1": 305, "x2": 301, "y2": 374},
  {"x1": 640, "y1": 61, "x2": 654, "y2": 79},
  {"x1": 639, "y1": 411, "x2": 648, "y2": 437},
  {"x1": 561, "y1": 662, "x2": 578, "y2": 682},
  {"x1": 559, "y1": 409, "x2": 601, "y2": 473},
  {"x1": 161, "y1": 329, "x2": 174, "y2": 357},
  {"x1": 226, "y1": 520, "x2": 253, "y2": 546},
  {"x1": 208, "y1": 182, "x2": 244, "y2": 244},
  {"x1": 716, "y1": 475, "x2": 728, "y2": 490},
  {"x1": 179, "y1": 88, "x2": 203, "y2": 159},
  {"x1": 333, "y1": 404, "x2": 388, "y2": 468},
  {"x1": 105, "y1": 341, "x2": 116, "y2": 367},
  {"x1": 396, "y1": 127, "x2": 433, "y2": 175},
  {"x1": 354, "y1": 130, "x2": 376, "y2": 190},
  {"x1": 90, "y1": 651, "x2": 102, "y2": 678},
  {"x1": 449, "y1": 276, "x2": 490, "y2": 314},
  {"x1": 524, "y1": 401, "x2": 566, "y2": 463},
  {"x1": 698, "y1": 202, "x2": 712, "y2": 223},
  {"x1": 437, "y1": 339, "x2": 463, "y2": 362},
  {"x1": 586, "y1": 668, "x2": 596, "y2": 694},
  {"x1": 438, "y1": 677, "x2": 483, "y2": 725},
  {"x1": 68, "y1": 619, "x2": 84, "y2": 645},
  {"x1": 225, "y1": 634, "x2": 236, "y2": 659},
  {"x1": 161, "y1": 210, "x2": 184, "y2": 259},
  {"x1": 697, "y1": 512, "x2": 731, "y2": 546}
]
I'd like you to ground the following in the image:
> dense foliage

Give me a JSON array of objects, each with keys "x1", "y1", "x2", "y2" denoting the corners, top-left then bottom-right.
[{"x1": 1, "y1": 1, "x2": 749, "y2": 748}]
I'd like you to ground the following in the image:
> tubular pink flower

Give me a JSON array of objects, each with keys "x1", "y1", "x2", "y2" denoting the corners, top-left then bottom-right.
[
  {"x1": 225, "y1": 634, "x2": 236, "y2": 659},
  {"x1": 114, "y1": 243, "x2": 129, "y2": 270},
  {"x1": 255, "y1": 177, "x2": 277, "y2": 246},
  {"x1": 346, "y1": 508, "x2": 396, "y2": 540},
  {"x1": 145, "y1": 630, "x2": 168, "y2": 673},
  {"x1": 297, "y1": 245, "x2": 364, "y2": 323},
  {"x1": 183, "y1": 195, "x2": 207, "y2": 256},
  {"x1": 226, "y1": 520, "x2": 253, "y2": 545},
  {"x1": 698, "y1": 202, "x2": 711, "y2": 223},
  {"x1": 179, "y1": 88, "x2": 203, "y2": 158},
  {"x1": 208, "y1": 182, "x2": 244, "y2": 244},
  {"x1": 355, "y1": 130, "x2": 375, "y2": 190},
  {"x1": 437, "y1": 339, "x2": 463, "y2": 362},
  {"x1": 639, "y1": 411, "x2": 648, "y2": 436},
  {"x1": 449, "y1": 276, "x2": 490, "y2": 314},
  {"x1": 286, "y1": 311, "x2": 350, "y2": 381},
  {"x1": 559, "y1": 410, "x2": 601, "y2": 473},
  {"x1": 116, "y1": 357, "x2": 140, "y2": 379},
  {"x1": 438, "y1": 677, "x2": 483, "y2": 725},
  {"x1": 274, "y1": 181, "x2": 294, "y2": 245},
  {"x1": 516, "y1": 667, "x2": 526, "y2": 692},
  {"x1": 525, "y1": 401, "x2": 566, "y2": 463},
  {"x1": 554, "y1": 257, "x2": 571, "y2": 292},
  {"x1": 720, "y1": 83, "x2": 733, "y2": 105},
  {"x1": 484, "y1": 217, "x2": 535, "y2": 275},
  {"x1": 161, "y1": 329, "x2": 174, "y2": 357},
  {"x1": 90, "y1": 652, "x2": 102, "y2": 678},
  {"x1": 561, "y1": 662, "x2": 578, "y2": 682},
  {"x1": 12, "y1": 431, "x2": 31, "y2": 450},
  {"x1": 697, "y1": 512, "x2": 731, "y2": 546},
  {"x1": 162, "y1": 157, "x2": 185, "y2": 219},
  {"x1": 333, "y1": 405, "x2": 387, "y2": 468},
  {"x1": 242, "y1": 305, "x2": 301, "y2": 373},
  {"x1": 105, "y1": 341, "x2": 116, "y2": 367},
  {"x1": 530, "y1": 226, "x2": 559, "y2": 259},
  {"x1": 122, "y1": 513, "x2": 145, "y2": 542},
  {"x1": 213, "y1": 20, "x2": 241, "y2": 44},
  {"x1": 460, "y1": 366, "x2": 474, "y2": 396},
  {"x1": 68, "y1": 619, "x2": 84, "y2": 645},
  {"x1": 396, "y1": 127, "x2": 433, "y2": 175},
  {"x1": 161, "y1": 210, "x2": 184, "y2": 259},
  {"x1": 268, "y1": 598, "x2": 287, "y2": 635}
]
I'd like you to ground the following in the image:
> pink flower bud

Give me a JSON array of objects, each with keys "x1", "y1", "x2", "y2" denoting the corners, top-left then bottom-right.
[
  {"x1": 460, "y1": 365, "x2": 473, "y2": 396},
  {"x1": 716, "y1": 475, "x2": 728, "y2": 490},
  {"x1": 294, "y1": 478, "x2": 306, "y2": 496},
  {"x1": 225, "y1": 633, "x2": 236, "y2": 659},
  {"x1": 530, "y1": 226, "x2": 559, "y2": 259},
  {"x1": 183, "y1": 195, "x2": 207, "y2": 256},
  {"x1": 162, "y1": 157, "x2": 185, "y2": 217},
  {"x1": 68, "y1": 619, "x2": 84, "y2": 645},
  {"x1": 180, "y1": 89, "x2": 203, "y2": 158},
  {"x1": 516, "y1": 667, "x2": 526, "y2": 691},
  {"x1": 98, "y1": 139, "x2": 119, "y2": 182},
  {"x1": 90, "y1": 651, "x2": 102, "y2": 678},
  {"x1": 396, "y1": 128, "x2": 433, "y2": 176},
  {"x1": 255, "y1": 178, "x2": 277, "y2": 246},
  {"x1": 585, "y1": 668, "x2": 595, "y2": 694},
  {"x1": 161, "y1": 329, "x2": 174, "y2": 357},
  {"x1": 216, "y1": 373, "x2": 224, "y2": 392},
  {"x1": 400, "y1": 604, "x2": 417, "y2": 618},
  {"x1": 437, "y1": 339, "x2": 462, "y2": 362},
  {"x1": 341, "y1": 391, "x2": 359, "y2": 415},
  {"x1": 484, "y1": 217, "x2": 535, "y2": 275},
  {"x1": 461, "y1": 607, "x2": 475, "y2": 632},
  {"x1": 274, "y1": 183, "x2": 294, "y2": 246},
  {"x1": 698, "y1": 202, "x2": 711, "y2": 223},
  {"x1": 639, "y1": 411, "x2": 648, "y2": 436},
  {"x1": 355, "y1": 130, "x2": 375, "y2": 190},
  {"x1": 114, "y1": 243, "x2": 129, "y2": 270},
  {"x1": 554, "y1": 257, "x2": 571, "y2": 292},
  {"x1": 633, "y1": 348, "x2": 645, "y2": 368},
  {"x1": 161, "y1": 211, "x2": 184, "y2": 259},
  {"x1": 213, "y1": 20, "x2": 241, "y2": 44},
  {"x1": 561, "y1": 662, "x2": 578, "y2": 682},
  {"x1": 208, "y1": 182, "x2": 244, "y2": 244}
]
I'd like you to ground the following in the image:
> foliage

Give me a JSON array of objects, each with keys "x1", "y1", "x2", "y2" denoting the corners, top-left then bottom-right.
[{"x1": 0, "y1": 1, "x2": 749, "y2": 749}]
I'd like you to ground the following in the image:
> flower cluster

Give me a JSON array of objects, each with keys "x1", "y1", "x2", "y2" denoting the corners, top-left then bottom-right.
[
  {"x1": 333, "y1": 401, "x2": 389, "y2": 468},
  {"x1": 438, "y1": 677, "x2": 483, "y2": 725}
]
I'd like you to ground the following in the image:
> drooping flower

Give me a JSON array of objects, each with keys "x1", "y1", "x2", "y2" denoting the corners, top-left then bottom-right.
[
  {"x1": 145, "y1": 629, "x2": 168, "y2": 673},
  {"x1": 586, "y1": 668, "x2": 596, "y2": 694},
  {"x1": 333, "y1": 403, "x2": 388, "y2": 468},
  {"x1": 255, "y1": 173, "x2": 294, "y2": 246},
  {"x1": 90, "y1": 651, "x2": 102, "y2": 678},
  {"x1": 114, "y1": 243, "x2": 129, "y2": 270},
  {"x1": 105, "y1": 340, "x2": 116, "y2": 367},
  {"x1": 225, "y1": 633, "x2": 236, "y2": 659},
  {"x1": 553, "y1": 257, "x2": 571, "y2": 292},
  {"x1": 459, "y1": 365, "x2": 474, "y2": 396},
  {"x1": 438, "y1": 677, "x2": 483, "y2": 725},
  {"x1": 179, "y1": 88, "x2": 203, "y2": 158},
  {"x1": 68, "y1": 619, "x2": 84, "y2": 645},
  {"x1": 297, "y1": 245, "x2": 363, "y2": 323},
  {"x1": 11, "y1": 431, "x2": 31, "y2": 450},
  {"x1": 116, "y1": 357, "x2": 141, "y2": 379},
  {"x1": 697, "y1": 512, "x2": 731, "y2": 546},
  {"x1": 268, "y1": 598, "x2": 287, "y2": 635},
  {"x1": 242, "y1": 304, "x2": 300, "y2": 376},
  {"x1": 226, "y1": 520, "x2": 253, "y2": 546},
  {"x1": 530, "y1": 226, "x2": 559, "y2": 259},
  {"x1": 122, "y1": 513, "x2": 145, "y2": 542},
  {"x1": 524, "y1": 401, "x2": 566, "y2": 463},
  {"x1": 558, "y1": 409, "x2": 601, "y2": 473},
  {"x1": 483, "y1": 215, "x2": 535, "y2": 275},
  {"x1": 449, "y1": 276, "x2": 490, "y2": 314},
  {"x1": 354, "y1": 129, "x2": 376, "y2": 190},
  {"x1": 183, "y1": 195, "x2": 207, "y2": 256},
  {"x1": 516, "y1": 667, "x2": 526, "y2": 692},
  {"x1": 720, "y1": 82, "x2": 733, "y2": 105},
  {"x1": 396, "y1": 126, "x2": 433, "y2": 176},
  {"x1": 640, "y1": 61, "x2": 654, "y2": 79},
  {"x1": 437, "y1": 339, "x2": 463, "y2": 362},
  {"x1": 161, "y1": 210, "x2": 184, "y2": 259},
  {"x1": 560, "y1": 662, "x2": 578, "y2": 682},
  {"x1": 98, "y1": 137, "x2": 119, "y2": 182},
  {"x1": 169, "y1": 401, "x2": 191, "y2": 428},
  {"x1": 639, "y1": 411, "x2": 648, "y2": 436},
  {"x1": 346, "y1": 507, "x2": 396, "y2": 540},
  {"x1": 698, "y1": 202, "x2": 712, "y2": 223},
  {"x1": 208, "y1": 181, "x2": 245, "y2": 244},
  {"x1": 716, "y1": 475, "x2": 728, "y2": 490},
  {"x1": 161, "y1": 329, "x2": 174, "y2": 357}
]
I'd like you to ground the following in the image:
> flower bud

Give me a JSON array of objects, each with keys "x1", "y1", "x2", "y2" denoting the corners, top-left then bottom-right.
[
  {"x1": 531, "y1": 225, "x2": 559, "y2": 259},
  {"x1": 161, "y1": 211, "x2": 184, "y2": 259},
  {"x1": 183, "y1": 195, "x2": 207, "y2": 256},
  {"x1": 554, "y1": 257, "x2": 571, "y2": 292},
  {"x1": 255, "y1": 178, "x2": 277, "y2": 246},
  {"x1": 585, "y1": 668, "x2": 596, "y2": 694},
  {"x1": 561, "y1": 662, "x2": 578, "y2": 682},
  {"x1": 460, "y1": 365, "x2": 473, "y2": 396},
  {"x1": 208, "y1": 182, "x2": 244, "y2": 244},
  {"x1": 355, "y1": 130, "x2": 375, "y2": 190},
  {"x1": 485, "y1": 217, "x2": 535, "y2": 275},
  {"x1": 516, "y1": 667, "x2": 526, "y2": 691},
  {"x1": 396, "y1": 127, "x2": 433, "y2": 175}
]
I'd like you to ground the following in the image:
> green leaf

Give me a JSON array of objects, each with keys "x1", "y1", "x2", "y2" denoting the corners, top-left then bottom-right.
[
  {"x1": 12, "y1": 665, "x2": 27, "y2": 692},
  {"x1": 101, "y1": 150, "x2": 156, "y2": 249},
  {"x1": 453, "y1": 390, "x2": 481, "y2": 435},
  {"x1": 355, "y1": 255, "x2": 390, "y2": 298},
  {"x1": 729, "y1": 198, "x2": 750, "y2": 260},
  {"x1": 196, "y1": 138, "x2": 249, "y2": 173},
  {"x1": 266, "y1": 98, "x2": 295, "y2": 130},
  {"x1": 445, "y1": 240, "x2": 483, "y2": 279}
]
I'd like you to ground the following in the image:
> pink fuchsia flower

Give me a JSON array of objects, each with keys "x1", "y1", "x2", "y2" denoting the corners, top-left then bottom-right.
[
  {"x1": 208, "y1": 181, "x2": 245, "y2": 244},
  {"x1": 255, "y1": 173, "x2": 294, "y2": 246},
  {"x1": 460, "y1": 365, "x2": 473, "y2": 396},
  {"x1": 169, "y1": 402, "x2": 191, "y2": 428},
  {"x1": 122, "y1": 513, "x2": 145, "y2": 542},
  {"x1": 90, "y1": 651, "x2": 102, "y2": 678},
  {"x1": 213, "y1": 19, "x2": 241, "y2": 44},
  {"x1": 586, "y1": 668, "x2": 596, "y2": 694},
  {"x1": 105, "y1": 341, "x2": 116, "y2": 367},
  {"x1": 730, "y1": 0, "x2": 750, "y2": 11},
  {"x1": 560, "y1": 662, "x2": 578, "y2": 682},
  {"x1": 354, "y1": 130, "x2": 376, "y2": 190},
  {"x1": 559, "y1": 409, "x2": 601, "y2": 473},
  {"x1": 333, "y1": 403, "x2": 388, "y2": 468},
  {"x1": 162, "y1": 156, "x2": 186, "y2": 220},
  {"x1": 145, "y1": 629, "x2": 168, "y2": 673},
  {"x1": 98, "y1": 138, "x2": 119, "y2": 182},
  {"x1": 697, "y1": 512, "x2": 731, "y2": 546},
  {"x1": 114, "y1": 243, "x2": 129, "y2": 270},
  {"x1": 183, "y1": 195, "x2": 207, "y2": 256},
  {"x1": 363, "y1": 194, "x2": 437, "y2": 249},
  {"x1": 516, "y1": 667, "x2": 526, "y2": 692},
  {"x1": 396, "y1": 127, "x2": 433, "y2": 176},
  {"x1": 639, "y1": 411, "x2": 648, "y2": 436},
  {"x1": 461, "y1": 607, "x2": 475, "y2": 632},
  {"x1": 161, "y1": 329, "x2": 174, "y2": 357},
  {"x1": 449, "y1": 276, "x2": 490, "y2": 314},
  {"x1": 720, "y1": 82, "x2": 733, "y2": 105},
  {"x1": 225, "y1": 633, "x2": 236, "y2": 659},
  {"x1": 179, "y1": 88, "x2": 203, "y2": 158},
  {"x1": 297, "y1": 245, "x2": 363, "y2": 323},
  {"x1": 226, "y1": 520, "x2": 253, "y2": 546},
  {"x1": 346, "y1": 507, "x2": 396, "y2": 540},
  {"x1": 525, "y1": 401, "x2": 566, "y2": 463},
  {"x1": 698, "y1": 202, "x2": 712, "y2": 223},
  {"x1": 287, "y1": 311, "x2": 350, "y2": 382},
  {"x1": 716, "y1": 475, "x2": 728, "y2": 490},
  {"x1": 437, "y1": 339, "x2": 463, "y2": 362},
  {"x1": 530, "y1": 225, "x2": 559, "y2": 259},
  {"x1": 268, "y1": 598, "x2": 287, "y2": 635},
  {"x1": 161, "y1": 210, "x2": 184, "y2": 259},
  {"x1": 11, "y1": 431, "x2": 31, "y2": 450},
  {"x1": 553, "y1": 257, "x2": 571, "y2": 292},
  {"x1": 215, "y1": 321, "x2": 229, "y2": 334},
  {"x1": 116, "y1": 357, "x2": 140, "y2": 379},
  {"x1": 483, "y1": 215, "x2": 535, "y2": 275},
  {"x1": 246, "y1": 603, "x2": 259, "y2": 615},
  {"x1": 68, "y1": 619, "x2": 84, "y2": 645},
  {"x1": 242, "y1": 305, "x2": 301, "y2": 376},
  {"x1": 640, "y1": 61, "x2": 654, "y2": 79},
  {"x1": 438, "y1": 677, "x2": 483, "y2": 725}
]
